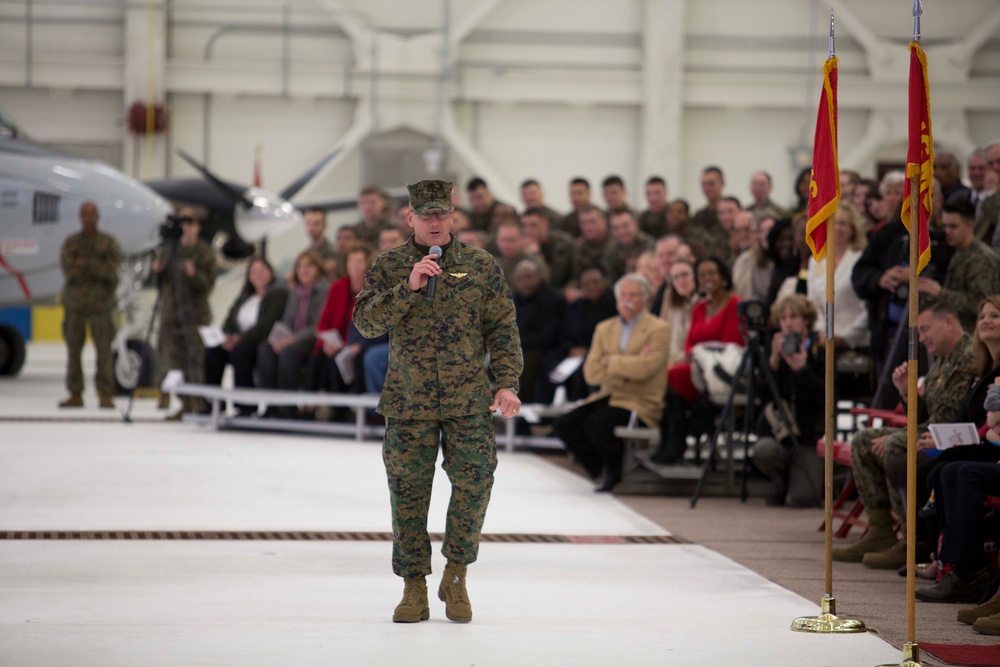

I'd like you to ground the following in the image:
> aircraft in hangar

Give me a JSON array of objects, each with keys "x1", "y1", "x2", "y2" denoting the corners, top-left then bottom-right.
[{"x1": 0, "y1": 107, "x2": 345, "y2": 382}]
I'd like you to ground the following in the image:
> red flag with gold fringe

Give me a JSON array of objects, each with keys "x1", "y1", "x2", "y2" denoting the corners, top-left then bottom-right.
[
  {"x1": 901, "y1": 41, "x2": 933, "y2": 274},
  {"x1": 806, "y1": 56, "x2": 840, "y2": 261}
]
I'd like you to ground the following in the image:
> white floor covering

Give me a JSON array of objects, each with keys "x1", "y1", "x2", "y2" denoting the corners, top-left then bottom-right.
[{"x1": 0, "y1": 344, "x2": 902, "y2": 666}]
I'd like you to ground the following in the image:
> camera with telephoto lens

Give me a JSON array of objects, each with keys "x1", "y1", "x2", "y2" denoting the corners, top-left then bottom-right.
[
  {"x1": 782, "y1": 332, "x2": 802, "y2": 356},
  {"x1": 737, "y1": 299, "x2": 767, "y2": 334}
]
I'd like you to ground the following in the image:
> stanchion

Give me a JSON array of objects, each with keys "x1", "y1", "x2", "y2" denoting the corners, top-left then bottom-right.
[
  {"x1": 791, "y1": 595, "x2": 866, "y2": 633},
  {"x1": 877, "y1": 641, "x2": 921, "y2": 667},
  {"x1": 788, "y1": 8, "x2": 866, "y2": 636}
]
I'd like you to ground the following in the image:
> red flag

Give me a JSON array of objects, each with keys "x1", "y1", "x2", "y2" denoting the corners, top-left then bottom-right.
[
  {"x1": 901, "y1": 41, "x2": 933, "y2": 274},
  {"x1": 252, "y1": 145, "x2": 262, "y2": 188},
  {"x1": 806, "y1": 56, "x2": 840, "y2": 262}
]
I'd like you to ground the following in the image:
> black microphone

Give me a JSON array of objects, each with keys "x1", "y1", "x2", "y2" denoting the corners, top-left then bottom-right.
[{"x1": 425, "y1": 245, "x2": 442, "y2": 301}]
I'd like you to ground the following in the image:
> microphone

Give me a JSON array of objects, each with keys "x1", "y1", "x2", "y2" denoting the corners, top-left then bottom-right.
[{"x1": 425, "y1": 245, "x2": 443, "y2": 300}]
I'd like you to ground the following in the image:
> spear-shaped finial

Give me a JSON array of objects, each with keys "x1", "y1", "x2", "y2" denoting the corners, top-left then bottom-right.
[
  {"x1": 913, "y1": 0, "x2": 922, "y2": 42},
  {"x1": 828, "y1": 7, "x2": 836, "y2": 58}
]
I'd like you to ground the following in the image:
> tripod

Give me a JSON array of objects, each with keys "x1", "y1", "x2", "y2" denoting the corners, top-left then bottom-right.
[
  {"x1": 122, "y1": 224, "x2": 200, "y2": 422},
  {"x1": 689, "y1": 328, "x2": 816, "y2": 508}
]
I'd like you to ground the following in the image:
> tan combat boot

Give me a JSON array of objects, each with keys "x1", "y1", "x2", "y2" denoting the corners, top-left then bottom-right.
[
  {"x1": 959, "y1": 588, "x2": 1000, "y2": 625},
  {"x1": 438, "y1": 562, "x2": 473, "y2": 623},
  {"x1": 862, "y1": 540, "x2": 907, "y2": 569},
  {"x1": 99, "y1": 394, "x2": 115, "y2": 409},
  {"x1": 831, "y1": 508, "x2": 898, "y2": 563},
  {"x1": 58, "y1": 393, "x2": 84, "y2": 408},
  {"x1": 973, "y1": 612, "x2": 1000, "y2": 636},
  {"x1": 393, "y1": 576, "x2": 429, "y2": 623}
]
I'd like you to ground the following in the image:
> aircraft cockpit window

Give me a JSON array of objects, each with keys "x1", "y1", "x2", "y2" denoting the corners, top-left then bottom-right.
[{"x1": 32, "y1": 192, "x2": 60, "y2": 224}]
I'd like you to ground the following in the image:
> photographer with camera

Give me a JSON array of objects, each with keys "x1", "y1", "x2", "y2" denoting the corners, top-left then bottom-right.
[
  {"x1": 750, "y1": 295, "x2": 824, "y2": 507},
  {"x1": 152, "y1": 207, "x2": 216, "y2": 419}
]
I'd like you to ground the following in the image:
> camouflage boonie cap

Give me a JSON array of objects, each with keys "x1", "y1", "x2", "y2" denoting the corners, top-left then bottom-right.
[{"x1": 407, "y1": 180, "x2": 454, "y2": 215}]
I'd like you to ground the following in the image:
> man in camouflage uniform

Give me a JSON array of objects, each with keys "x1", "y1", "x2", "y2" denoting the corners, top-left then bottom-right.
[
  {"x1": 918, "y1": 197, "x2": 1000, "y2": 333},
  {"x1": 353, "y1": 179, "x2": 523, "y2": 625},
  {"x1": 153, "y1": 207, "x2": 216, "y2": 418},
  {"x1": 602, "y1": 209, "x2": 655, "y2": 283},
  {"x1": 833, "y1": 298, "x2": 976, "y2": 569},
  {"x1": 59, "y1": 201, "x2": 121, "y2": 408},
  {"x1": 638, "y1": 176, "x2": 669, "y2": 239},
  {"x1": 521, "y1": 206, "x2": 574, "y2": 290},
  {"x1": 302, "y1": 208, "x2": 338, "y2": 278}
]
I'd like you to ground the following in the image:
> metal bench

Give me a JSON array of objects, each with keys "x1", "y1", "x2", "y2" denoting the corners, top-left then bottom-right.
[{"x1": 173, "y1": 383, "x2": 383, "y2": 440}]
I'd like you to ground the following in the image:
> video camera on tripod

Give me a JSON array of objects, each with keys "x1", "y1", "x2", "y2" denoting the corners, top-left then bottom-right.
[
  {"x1": 736, "y1": 299, "x2": 768, "y2": 338},
  {"x1": 159, "y1": 213, "x2": 193, "y2": 243}
]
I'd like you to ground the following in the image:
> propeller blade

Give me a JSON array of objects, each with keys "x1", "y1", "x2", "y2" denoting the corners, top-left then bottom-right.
[
  {"x1": 279, "y1": 147, "x2": 343, "y2": 201},
  {"x1": 176, "y1": 148, "x2": 252, "y2": 208}
]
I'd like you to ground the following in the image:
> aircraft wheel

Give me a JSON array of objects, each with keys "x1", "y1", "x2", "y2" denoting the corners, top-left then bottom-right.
[
  {"x1": 114, "y1": 339, "x2": 154, "y2": 394},
  {"x1": 0, "y1": 325, "x2": 26, "y2": 376}
]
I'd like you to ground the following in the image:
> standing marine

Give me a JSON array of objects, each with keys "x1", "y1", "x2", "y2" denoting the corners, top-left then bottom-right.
[{"x1": 353, "y1": 179, "x2": 523, "y2": 624}]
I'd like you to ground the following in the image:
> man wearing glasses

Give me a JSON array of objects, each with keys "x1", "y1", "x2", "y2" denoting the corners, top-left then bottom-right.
[{"x1": 353, "y1": 180, "x2": 522, "y2": 625}]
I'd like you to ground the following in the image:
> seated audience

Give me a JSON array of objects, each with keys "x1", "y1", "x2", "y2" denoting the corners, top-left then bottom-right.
[
  {"x1": 522, "y1": 207, "x2": 575, "y2": 290},
  {"x1": 732, "y1": 214, "x2": 776, "y2": 302},
  {"x1": 553, "y1": 273, "x2": 670, "y2": 492},
  {"x1": 512, "y1": 258, "x2": 565, "y2": 403},
  {"x1": 603, "y1": 209, "x2": 655, "y2": 283},
  {"x1": 568, "y1": 205, "x2": 612, "y2": 299},
  {"x1": 831, "y1": 298, "x2": 976, "y2": 570},
  {"x1": 651, "y1": 256, "x2": 742, "y2": 464},
  {"x1": 520, "y1": 179, "x2": 562, "y2": 226},
  {"x1": 649, "y1": 234, "x2": 682, "y2": 315},
  {"x1": 638, "y1": 176, "x2": 669, "y2": 239},
  {"x1": 301, "y1": 208, "x2": 338, "y2": 277},
  {"x1": 915, "y1": 451, "x2": 1000, "y2": 609},
  {"x1": 307, "y1": 243, "x2": 376, "y2": 414},
  {"x1": 917, "y1": 197, "x2": 1000, "y2": 334},
  {"x1": 806, "y1": 203, "x2": 869, "y2": 350},
  {"x1": 256, "y1": 251, "x2": 329, "y2": 414},
  {"x1": 557, "y1": 177, "x2": 592, "y2": 238},
  {"x1": 349, "y1": 185, "x2": 392, "y2": 246},
  {"x1": 204, "y1": 257, "x2": 288, "y2": 415},
  {"x1": 764, "y1": 219, "x2": 797, "y2": 308},
  {"x1": 659, "y1": 259, "x2": 698, "y2": 365},
  {"x1": 750, "y1": 295, "x2": 824, "y2": 507},
  {"x1": 635, "y1": 251, "x2": 664, "y2": 309},
  {"x1": 601, "y1": 175, "x2": 630, "y2": 214},
  {"x1": 540, "y1": 266, "x2": 618, "y2": 402}
]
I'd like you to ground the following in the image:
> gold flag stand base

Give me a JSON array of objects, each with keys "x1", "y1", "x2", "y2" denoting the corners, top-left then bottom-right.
[
  {"x1": 790, "y1": 596, "x2": 867, "y2": 633},
  {"x1": 876, "y1": 641, "x2": 921, "y2": 667}
]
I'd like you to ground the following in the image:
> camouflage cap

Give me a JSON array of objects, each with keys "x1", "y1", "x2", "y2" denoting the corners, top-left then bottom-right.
[{"x1": 407, "y1": 180, "x2": 454, "y2": 215}]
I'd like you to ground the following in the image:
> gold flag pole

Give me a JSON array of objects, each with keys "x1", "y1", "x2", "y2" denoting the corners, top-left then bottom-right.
[
  {"x1": 791, "y1": 8, "x2": 865, "y2": 634},
  {"x1": 877, "y1": 4, "x2": 923, "y2": 666}
]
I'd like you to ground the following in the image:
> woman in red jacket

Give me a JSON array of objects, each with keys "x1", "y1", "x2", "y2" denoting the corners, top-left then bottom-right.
[
  {"x1": 305, "y1": 242, "x2": 376, "y2": 416},
  {"x1": 651, "y1": 256, "x2": 742, "y2": 463}
]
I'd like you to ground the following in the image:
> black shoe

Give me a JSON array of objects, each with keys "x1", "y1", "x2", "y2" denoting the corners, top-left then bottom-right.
[
  {"x1": 649, "y1": 441, "x2": 682, "y2": 465},
  {"x1": 917, "y1": 500, "x2": 937, "y2": 519},
  {"x1": 916, "y1": 570, "x2": 991, "y2": 603},
  {"x1": 595, "y1": 459, "x2": 622, "y2": 492}
]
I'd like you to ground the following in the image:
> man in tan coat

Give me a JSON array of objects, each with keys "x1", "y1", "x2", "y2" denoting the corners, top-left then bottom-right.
[{"x1": 553, "y1": 273, "x2": 670, "y2": 492}]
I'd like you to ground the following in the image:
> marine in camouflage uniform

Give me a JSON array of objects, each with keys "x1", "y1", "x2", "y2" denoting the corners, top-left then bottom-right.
[
  {"x1": 353, "y1": 180, "x2": 522, "y2": 623},
  {"x1": 834, "y1": 322, "x2": 976, "y2": 565},
  {"x1": 154, "y1": 211, "x2": 217, "y2": 405},
  {"x1": 918, "y1": 197, "x2": 1000, "y2": 334},
  {"x1": 59, "y1": 202, "x2": 121, "y2": 407}
]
